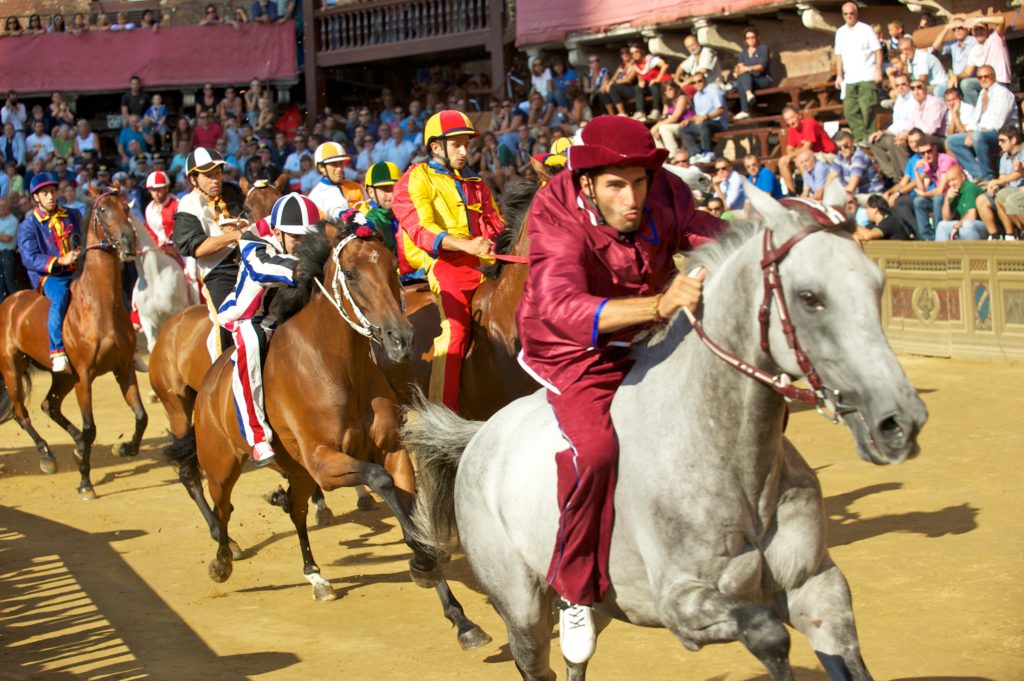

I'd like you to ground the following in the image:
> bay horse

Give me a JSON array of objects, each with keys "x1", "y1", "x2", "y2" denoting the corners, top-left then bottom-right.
[
  {"x1": 404, "y1": 182, "x2": 928, "y2": 680},
  {"x1": 377, "y1": 180, "x2": 539, "y2": 419},
  {"x1": 192, "y1": 223, "x2": 490, "y2": 649},
  {"x1": 0, "y1": 190, "x2": 146, "y2": 500}
]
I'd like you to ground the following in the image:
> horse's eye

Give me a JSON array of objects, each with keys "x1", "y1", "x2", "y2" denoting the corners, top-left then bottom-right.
[
  {"x1": 799, "y1": 291, "x2": 824, "y2": 310},
  {"x1": 343, "y1": 269, "x2": 357, "y2": 282}
]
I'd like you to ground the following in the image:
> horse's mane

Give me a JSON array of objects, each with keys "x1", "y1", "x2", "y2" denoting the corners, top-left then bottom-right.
[
  {"x1": 268, "y1": 224, "x2": 334, "y2": 323},
  {"x1": 480, "y1": 178, "x2": 539, "y2": 279}
]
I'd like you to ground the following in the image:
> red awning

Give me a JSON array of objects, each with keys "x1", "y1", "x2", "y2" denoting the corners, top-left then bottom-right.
[
  {"x1": 0, "y1": 23, "x2": 297, "y2": 95},
  {"x1": 515, "y1": 0, "x2": 782, "y2": 46}
]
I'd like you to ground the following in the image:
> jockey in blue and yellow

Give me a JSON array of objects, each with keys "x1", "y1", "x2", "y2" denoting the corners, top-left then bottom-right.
[
  {"x1": 392, "y1": 111, "x2": 505, "y2": 411},
  {"x1": 357, "y1": 161, "x2": 425, "y2": 283},
  {"x1": 18, "y1": 172, "x2": 83, "y2": 373}
]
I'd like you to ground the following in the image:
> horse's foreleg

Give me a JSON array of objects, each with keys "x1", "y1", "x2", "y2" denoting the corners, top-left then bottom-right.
[
  {"x1": 310, "y1": 485, "x2": 336, "y2": 525},
  {"x1": 71, "y1": 376, "x2": 98, "y2": 500},
  {"x1": 3, "y1": 360, "x2": 56, "y2": 473},
  {"x1": 660, "y1": 581, "x2": 794, "y2": 681},
  {"x1": 285, "y1": 471, "x2": 336, "y2": 601},
  {"x1": 784, "y1": 558, "x2": 872, "y2": 681},
  {"x1": 113, "y1": 366, "x2": 148, "y2": 458}
]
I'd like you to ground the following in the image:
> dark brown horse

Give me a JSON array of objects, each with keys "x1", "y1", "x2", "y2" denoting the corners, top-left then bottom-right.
[
  {"x1": 191, "y1": 223, "x2": 489, "y2": 648},
  {"x1": 379, "y1": 180, "x2": 539, "y2": 419},
  {"x1": 0, "y1": 190, "x2": 145, "y2": 499},
  {"x1": 149, "y1": 179, "x2": 286, "y2": 548}
]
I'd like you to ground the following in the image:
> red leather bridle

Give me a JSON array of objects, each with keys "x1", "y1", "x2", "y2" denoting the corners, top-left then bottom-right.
[{"x1": 684, "y1": 225, "x2": 854, "y2": 423}]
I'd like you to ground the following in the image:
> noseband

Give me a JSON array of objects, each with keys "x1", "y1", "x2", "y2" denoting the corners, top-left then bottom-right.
[
  {"x1": 313, "y1": 233, "x2": 381, "y2": 341},
  {"x1": 85, "y1": 192, "x2": 128, "y2": 254},
  {"x1": 685, "y1": 225, "x2": 855, "y2": 423}
]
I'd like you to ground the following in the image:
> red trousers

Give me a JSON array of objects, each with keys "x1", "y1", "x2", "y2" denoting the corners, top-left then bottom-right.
[
  {"x1": 546, "y1": 349, "x2": 633, "y2": 606},
  {"x1": 426, "y1": 254, "x2": 482, "y2": 412}
]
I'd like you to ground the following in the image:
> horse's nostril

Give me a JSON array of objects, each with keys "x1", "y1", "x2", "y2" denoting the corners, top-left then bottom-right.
[{"x1": 878, "y1": 415, "x2": 904, "y2": 442}]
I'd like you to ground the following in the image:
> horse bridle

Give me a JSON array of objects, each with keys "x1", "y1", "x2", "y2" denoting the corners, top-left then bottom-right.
[
  {"x1": 83, "y1": 191, "x2": 128, "y2": 255},
  {"x1": 684, "y1": 225, "x2": 856, "y2": 424},
  {"x1": 313, "y1": 234, "x2": 381, "y2": 341}
]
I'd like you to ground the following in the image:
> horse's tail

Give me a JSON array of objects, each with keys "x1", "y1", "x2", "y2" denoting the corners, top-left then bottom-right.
[{"x1": 402, "y1": 394, "x2": 483, "y2": 559}]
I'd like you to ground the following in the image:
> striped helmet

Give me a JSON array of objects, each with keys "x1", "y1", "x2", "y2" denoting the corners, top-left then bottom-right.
[
  {"x1": 314, "y1": 141, "x2": 349, "y2": 167},
  {"x1": 423, "y1": 110, "x2": 478, "y2": 147},
  {"x1": 270, "y1": 193, "x2": 320, "y2": 235},
  {"x1": 145, "y1": 171, "x2": 170, "y2": 189},
  {"x1": 364, "y1": 161, "x2": 401, "y2": 188},
  {"x1": 185, "y1": 147, "x2": 226, "y2": 175}
]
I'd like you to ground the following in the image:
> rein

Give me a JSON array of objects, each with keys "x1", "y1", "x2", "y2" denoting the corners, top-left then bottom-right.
[
  {"x1": 313, "y1": 234, "x2": 380, "y2": 340},
  {"x1": 84, "y1": 192, "x2": 124, "y2": 253},
  {"x1": 491, "y1": 253, "x2": 528, "y2": 264},
  {"x1": 683, "y1": 225, "x2": 855, "y2": 424}
]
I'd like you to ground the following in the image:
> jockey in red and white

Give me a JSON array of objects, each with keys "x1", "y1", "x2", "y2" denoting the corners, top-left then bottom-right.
[
  {"x1": 216, "y1": 192, "x2": 319, "y2": 466},
  {"x1": 143, "y1": 170, "x2": 200, "y2": 295},
  {"x1": 516, "y1": 115, "x2": 723, "y2": 663}
]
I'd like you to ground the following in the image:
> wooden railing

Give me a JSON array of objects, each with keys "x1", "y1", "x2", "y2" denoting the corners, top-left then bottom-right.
[{"x1": 315, "y1": 0, "x2": 498, "y2": 53}]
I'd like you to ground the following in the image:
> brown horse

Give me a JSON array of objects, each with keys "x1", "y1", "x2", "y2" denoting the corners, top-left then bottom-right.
[
  {"x1": 191, "y1": 223, "x2": 490, "y2": 648},
  {"x1": 149, "y1": 179, "x2": 286, "y2": 547},
  {"x1": 378, "y1": 180, "x2": 540, "y2": 419},
  {"x1": 0, "y1": 191, "x2": 146, "y2": 499}
]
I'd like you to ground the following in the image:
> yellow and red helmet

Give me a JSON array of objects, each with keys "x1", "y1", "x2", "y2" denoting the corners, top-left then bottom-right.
[{"x1": 423, "y1": 110, "x2": 479, "y2": 147}]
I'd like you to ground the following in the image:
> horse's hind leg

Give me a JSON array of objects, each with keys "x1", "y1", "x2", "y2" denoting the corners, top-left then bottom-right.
[
  {"x1": 784, "y1": 559, "x2": 872, "y2": 681},
  {"x1": 40, "y1": 371, "x2": 82, "y2": 447},
  {"x1": 354, "y1": 484, "x2": 375, "y2": 511},
  {"x1": 310, "y1": 485, "x2": 335, "y2": 525},
  {"x1": 2, "y1": 357, "x2": 57, "y2": 473},
  {"x1": 204, "y1": 446, "x2": 243, "y2": 583},
  {"x1": 113, "y1": 366, "x2": 148, "y2": 458},
  {"x1": 660, "y1": 581, "x2": 794, "y2": 681}
]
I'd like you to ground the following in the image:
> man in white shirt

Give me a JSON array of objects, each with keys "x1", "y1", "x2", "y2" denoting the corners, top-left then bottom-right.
[
  {"x1": 834, "y1": 2, "x2": 882, "y2": 144},
  {"x1": 899, "y1": 37, "x2": 946, "y2": 98},
  {"x1": 1, "y1": 91, "x2": 27, "y2": 134},
  {"x1": 282, "y1": 132, "x2": 312, "y2": 179},
  {"x1": 371, "y1": 123, "x2": 397, "y2": 165},
  {"x1": 947, "y1": 66, "x2": 1017, "y2": 182},
  {"x1": 24, "y1": 120, "x2": 54, "y2": 164},
  {"x1": 866, "y1": 74, "x2": 913, "y2": 181},
  {"x1": 674, "y1": 35, "x2": 722, "y2": 88}
]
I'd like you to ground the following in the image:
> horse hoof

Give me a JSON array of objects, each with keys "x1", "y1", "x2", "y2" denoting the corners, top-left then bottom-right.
[
  {"x1": 208, "y1": 559, "x2": 233, "y2": 583},
  {"x1": 229, "y1": 539, "x2": 244, "y2": 561},
  {"x1": 458, "y1": 626, "x2": 493, "y2": 651},
  {"x1": 316, "y1": 505, "x2": 335, "y2": 527},
  {"x1": 39, "y1": 454, "x2": 57, "y2": 475},
  {"x1": 312, "y1": 583, "x2": 338, "y2": 602},
  {"x1": 116, "y1": 442, "x2": 139, "y2": 458},
  {"x1": 78, "y1": 486, "x2": 97, "y2": 501},
  {"x1": 356, "y1": 495, "x2": 375, "y2": 511},
  {"x1": 408, "y1": 559, "x2": 442, "y2": 589}
]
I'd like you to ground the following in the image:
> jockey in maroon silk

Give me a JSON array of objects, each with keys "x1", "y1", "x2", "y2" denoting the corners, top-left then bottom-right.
[{"x1": 515, "y1": 115, "x2": 723, "y2": 664}]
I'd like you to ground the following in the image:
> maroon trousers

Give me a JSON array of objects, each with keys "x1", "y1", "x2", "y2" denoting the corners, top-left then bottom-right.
[{"x1": 546, "y1": 349, "x2": 633, "y2": 606}]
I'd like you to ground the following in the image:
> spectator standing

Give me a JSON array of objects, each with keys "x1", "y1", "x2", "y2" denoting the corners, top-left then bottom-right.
[
  {"x1": 110, "y1": 12, "x2": 137, "y2": 31},
  {"x1": 947, "y1": 66, "x2": 1016, "y2": 182},
  {"x1": 193, "y1": 112, "x2": 224, "y2": 149},
  {"x1": 2, "y1": 91, "x2": 27, "y2": 134},
  {"x1": 0, "y1": 196, "x2": 18, "y2": 302},
  {"x1": 93, "y1": 13, "x2": 111, "y2": 31},
  {"x1": 117, "y1": 115, "x2": 148, "y2": 169},
  {"x1": 26, "y1": 14, "x2": 45, "y2": 35},
  {"x1": 121, "y1": 76, "x2": 146, "y2": 121},
  {"x1": 678, "y1": 74, "x2": 728, "y2": 163},
  {"x1": 200, "y1": 4, "x2": 224, "y2": 25},
  {"x1": 140, "y1": 9, "x2": 160, "y2": 32},
  {"x1": 743, "y1": 154, "x2": 783, "y2": 199},
  {"x1": 827, "y1": 130, "x2": 884, "y2": 197},
  {"x1": 936, "y1": 165, "x2": 986, "y2": 240},
  {"x1": 733, "y1": 28, "x2": 772, "y2": 120},
  {"x1": 25, "y1": 121, "x2": 54, "y2": 164},
  {"x1": 1, "y1": 123, "x2": 26, "y2": 167},
  {"x1": 252, "y1": 0, "x2": 280, "y2": 23},
  {"x1": 833, "y1": 2, "x2": 883, "y2": 144},
  {"x1": 865, "y1": 73, "x2": 913, "y2": 182},
  {"x1": 777, "y1": 105, "x2": 836, "y2": 194},
  {"x1": 49, "y1": 14, "x2": 67, "y2": 33},
  {"x1": 4, "y1": 17, "x2": 24, "y2": 37}
]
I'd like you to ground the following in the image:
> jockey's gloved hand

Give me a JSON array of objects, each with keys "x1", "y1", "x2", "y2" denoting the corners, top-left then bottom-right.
[{"x1": 325, "y1": 207, "x2": 346, "y2": 226}]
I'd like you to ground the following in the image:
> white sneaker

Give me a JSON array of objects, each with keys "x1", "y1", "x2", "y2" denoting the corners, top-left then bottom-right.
[
  {"x1": 631, "y1": 111, "x2": 647, "y2": 121},
  {"x1": 745, "y1": 90, "x2": 756, "y2": 103},
  {"x1": 51, "y1": 354, "x2": 68, "y2": 373},
  {"x1": 558, "y1": 598, "x2": 596, "y2": 664},
  {"x1": 251, "y1": 441, "x2": 276, "y2": 467},
  {"x1": 733, "y1": 111, "x2": 751, "y2": 120}
]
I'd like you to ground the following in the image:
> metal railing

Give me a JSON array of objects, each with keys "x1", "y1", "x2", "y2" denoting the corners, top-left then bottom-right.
[{"x1": 315, "y1": 0, "x2": 495, "y2": 52}]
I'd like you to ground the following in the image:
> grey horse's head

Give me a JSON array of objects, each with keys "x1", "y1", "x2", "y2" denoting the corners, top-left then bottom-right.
[{"x1": 744, "y1": 181, "x2": 928, "y2": 465}]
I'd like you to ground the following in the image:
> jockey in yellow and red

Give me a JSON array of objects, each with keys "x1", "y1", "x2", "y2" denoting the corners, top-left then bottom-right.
[
  {"x1": 392, "y1": 110, "x2": 504, "y2": 411},
  {"x1": 355, "y1": 161, "x2": 425, "y2": 282}
]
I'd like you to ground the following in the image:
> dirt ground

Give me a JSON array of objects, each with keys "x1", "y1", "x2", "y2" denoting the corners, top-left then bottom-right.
[{"x1": 0, "y1": 355, "x2": 1021, "y2": 681}]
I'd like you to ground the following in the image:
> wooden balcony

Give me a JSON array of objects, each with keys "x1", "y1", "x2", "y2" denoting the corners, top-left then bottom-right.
[{"x1": 310, "y1": 0, "x2": 510, "y2": 67}]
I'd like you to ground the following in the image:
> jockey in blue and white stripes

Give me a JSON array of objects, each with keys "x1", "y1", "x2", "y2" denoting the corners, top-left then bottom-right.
[{"x1": 217, "y1": 192, "x2": 319, "y2": 466}]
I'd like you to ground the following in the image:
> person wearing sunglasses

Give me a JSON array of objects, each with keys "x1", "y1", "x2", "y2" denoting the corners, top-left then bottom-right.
[
  {"x1": 931, "y1": 16, "x2": 977, "y2": 92},
  {"x1": 947, "y1": 65, "x2": 1016, "y2": 183},
  {"x1": 975, "y1": 125, "x2": 1024, "y2": 240},
  {"x1": 865, "y1": 74, "x2": 913, "y2": 182},
  {"x1": 826, "y1": 129, "x2": 884, "y2": 199},
  {"x1": 906, "y1": 78, "x2": 946, "y2": 138},
  {"x1": 958, "y1": 16, "x2": 1011, "y2": 107},
  {"x1": 910, "y1": 139, "x2": 958, "y2": 240},
  {"x1": 935, "y1": 165, "x2": 987, "y2": 241},
  {"x1": 898, "y1": 37, "x2": 946, "y2": 98},
  {"x1": 711, "y1": 160, "x2": 744, "y2": 212}
]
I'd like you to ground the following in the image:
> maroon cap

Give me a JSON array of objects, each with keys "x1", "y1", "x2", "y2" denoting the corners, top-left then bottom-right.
[{"x1": 567, "y1": 115, "x2": 668, "y2": 172}]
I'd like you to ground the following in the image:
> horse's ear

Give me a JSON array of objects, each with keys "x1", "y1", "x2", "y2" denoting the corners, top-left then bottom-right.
[
  {"x1": 238, "y1": 176, "x2": 250, "y2": 195},
  {"x1": 530, "y1": 157, "x2": 552, "y2": 185},
  {"x1": 274, "y1": 173, "x2": 290, "y2": 194},
  {"x1": 822, "y1": 178, "x2": 847, "y2": 214},
  {"x1": 87, "y1": 182, "x2": 100, "y2": 199},
  {"x1": 743, "y1": 179, "x2": 790, "y2": 227},
  {"x1": 324, "y1": 223, "x2": 341, "y2": 244}
]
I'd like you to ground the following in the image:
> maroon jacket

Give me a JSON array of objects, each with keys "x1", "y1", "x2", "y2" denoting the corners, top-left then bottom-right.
[{"x1": 516, "y1": 169, "x2": 722, "y2": 394}]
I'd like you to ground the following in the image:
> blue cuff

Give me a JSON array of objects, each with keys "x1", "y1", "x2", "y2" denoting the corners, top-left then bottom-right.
[
  {"x1": 591, "y1": 298, "x2": 609, "y2": 348},
  {"x1": 431, "y1": 231, "x2": 449, "y2": 256}
]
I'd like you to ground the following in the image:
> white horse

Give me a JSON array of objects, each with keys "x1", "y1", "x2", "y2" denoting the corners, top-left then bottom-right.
[
  {"x1": 131, "y1": 216, "x2": 197, "y2": 353},
  {"x1": 404, "y1": 183, "x2": 927, "y2": 680}
]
